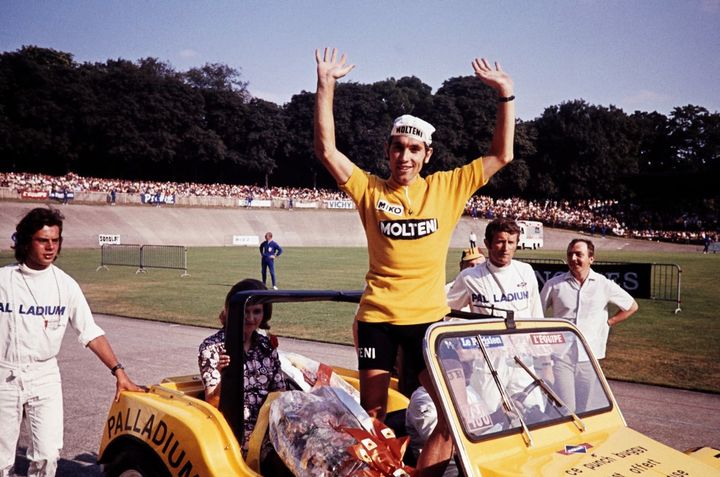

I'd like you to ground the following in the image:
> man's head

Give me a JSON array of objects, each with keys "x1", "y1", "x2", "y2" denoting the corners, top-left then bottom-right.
[
  {"x1": 460, "y1": 247, "x2": 485, "y2": 271},
  {"x1": 265, "y1": 232, "x2": 273, "y2": 241},
  {"x1": 484, "y1": 218, "x2": 520, "y2": 268},
  {"x1": 385, "y1": 115, "x2": 435, "y2": 186},
  {"x1": 566, "y1": 238, "x2": 595, "y2": 280},
  {"x1": 13, "y1": 208, "x2": 64, "y2": 269}
]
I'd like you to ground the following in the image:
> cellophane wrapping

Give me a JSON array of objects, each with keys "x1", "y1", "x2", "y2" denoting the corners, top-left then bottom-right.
[
  {"x1": 269, "y1": 386, "x2": 369, "y2": 476},
  {"x1": 279, "y1": 351, "x2": 360, "y2": 401}
]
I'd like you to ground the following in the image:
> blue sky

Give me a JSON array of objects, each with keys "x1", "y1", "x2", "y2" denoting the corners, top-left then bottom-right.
[{"x1": 2, "y1": 0, "x2": 719, "y2": 120}]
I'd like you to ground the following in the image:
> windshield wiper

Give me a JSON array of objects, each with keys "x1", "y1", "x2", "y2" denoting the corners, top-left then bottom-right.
[
  {"x1": 513, "y1": 355, "x2": 586, "y2": 432},
  {"x1": 476, "y1": 336, "x2": 534, "y2": 447}
]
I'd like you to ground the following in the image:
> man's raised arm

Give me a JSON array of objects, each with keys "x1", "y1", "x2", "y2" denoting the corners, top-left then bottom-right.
[
  {"x1": 314, "y1": 47, "x2": 355, "y2": 184},
  {"x1": 472, "y1": 58, "x2": 516, "y2": 181}
]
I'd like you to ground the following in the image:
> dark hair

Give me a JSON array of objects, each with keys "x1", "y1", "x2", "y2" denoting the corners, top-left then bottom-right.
[
  {"x1": 386, "y1": 135, "x2": 431, "y2": 152},
  {"x1": 225, "y1": 278, "x2": 273, "y2": 329},
  {"x1": 484, "y1": 218, "x2": 520, "y2": 243},
  {"x1": 13, "y1": 208, "x2": 64, "y2": 264},
  {"x1": 567, "y1": 238, "x2": 595, "y2": 258}
]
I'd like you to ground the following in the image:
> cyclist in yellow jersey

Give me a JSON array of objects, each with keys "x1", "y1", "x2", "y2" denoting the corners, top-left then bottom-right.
[{"x1": 314, "y1": 47, "x2": 515, "y2": 476}]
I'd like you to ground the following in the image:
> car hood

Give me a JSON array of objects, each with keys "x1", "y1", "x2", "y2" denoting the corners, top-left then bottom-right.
[{"x1": 473, "y1": 426, "x2": 717, "y2": 476}]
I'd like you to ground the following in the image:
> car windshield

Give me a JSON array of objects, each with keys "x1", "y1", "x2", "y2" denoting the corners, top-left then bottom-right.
[{"x1": 435, "y1": 328, "x2": 611, "y2": 441}]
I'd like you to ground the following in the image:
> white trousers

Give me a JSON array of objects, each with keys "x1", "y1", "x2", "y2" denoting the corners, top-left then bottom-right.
[
  {"x1": 0, "y1": 359, "x2": 63, "y2": 477},
  {"x1": 552, "y1": 356, "x2": 602, "y2": 413}
]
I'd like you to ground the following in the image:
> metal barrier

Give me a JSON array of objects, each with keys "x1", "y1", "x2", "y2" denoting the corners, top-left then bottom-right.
[
  {"x1": 649, "y1": 263, "x2": 682, "y2": 314},
  {"x1": 590, "y1": 261, "x2": 681, "y2": 313},
  {"x1": 520, "y1": 258, "x2": 564, "y2": 265},
  {"x1": 97, "y1": 244, "x2": 189, "y2": 277}
]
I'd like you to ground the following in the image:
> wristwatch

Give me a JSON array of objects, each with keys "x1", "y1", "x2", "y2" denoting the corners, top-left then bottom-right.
[{"x1": 110, "y1": 363, "x2": 125, "y2": 376}]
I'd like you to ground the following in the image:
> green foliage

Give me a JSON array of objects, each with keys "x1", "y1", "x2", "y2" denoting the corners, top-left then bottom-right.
[
  {"x1": 0, "y1": 45, "x2": 718, "y2": 222},
  {"x1": 528, "y1": 100, "x2": 640, "y2": 200}
]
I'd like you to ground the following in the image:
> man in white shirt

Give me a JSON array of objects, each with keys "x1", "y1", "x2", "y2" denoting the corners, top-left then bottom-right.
[
  {"x1": 447, "y1": 218, "x2": 543, "y2": 319},
  {"x1": 540, "y1": 238, "x2": 638, "y2": 412},
  {"x1": 0, "y1": 208, "x2": 143, "y2": 477}
]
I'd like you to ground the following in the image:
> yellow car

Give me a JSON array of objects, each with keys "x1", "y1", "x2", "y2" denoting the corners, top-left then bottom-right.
[{"x1": 97, "y1": 290, "x2": 720, "y2": 476}]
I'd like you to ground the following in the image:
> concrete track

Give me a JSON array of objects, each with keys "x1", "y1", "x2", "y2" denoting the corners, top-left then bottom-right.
[{"x1": 0, "y1": 200, "x2": 702, "y2": 252}]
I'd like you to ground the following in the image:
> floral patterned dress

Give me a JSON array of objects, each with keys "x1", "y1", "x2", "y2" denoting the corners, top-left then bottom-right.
[{"x1": 198, "y1": 329, "x2": 286, "y2": 451}]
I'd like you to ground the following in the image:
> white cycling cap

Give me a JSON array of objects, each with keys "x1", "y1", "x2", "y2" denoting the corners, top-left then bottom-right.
[{"x1": 390, "y1": 114, "x2": 436, "y2": 145}]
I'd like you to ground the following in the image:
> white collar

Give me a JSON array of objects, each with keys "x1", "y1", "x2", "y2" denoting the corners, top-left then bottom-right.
[
  {"x1": 19, "y1": 263, "x2": 54, "y2": 277},
  {"x1": 486, "y1": 260, "x2": 514, "y2": 273}
]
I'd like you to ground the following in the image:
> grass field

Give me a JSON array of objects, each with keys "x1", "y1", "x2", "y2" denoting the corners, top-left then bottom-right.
[{"x1": 1, "y1": 246, "x2": 718, "y2": 393}]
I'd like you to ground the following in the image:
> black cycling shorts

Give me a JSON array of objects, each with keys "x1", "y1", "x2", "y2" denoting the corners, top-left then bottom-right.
[{"x1": 356, "y1": 320, "x2": 438, "y2": 375}]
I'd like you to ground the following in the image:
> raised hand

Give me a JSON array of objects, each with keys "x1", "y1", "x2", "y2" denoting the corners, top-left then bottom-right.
[
  {"x1": 316, "y1": 47, "x2": 355, "y2": 85},
  {"x1": 472, "y1": 58, "x2": 513, "y2": 97}
]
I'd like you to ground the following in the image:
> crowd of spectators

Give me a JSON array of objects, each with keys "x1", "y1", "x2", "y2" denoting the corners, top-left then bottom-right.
[
  {"x1": 1, "y1": 171, "x2": 715, "y2": 245},
  {"x1": 466, "y1": 196, "x2": 626, "y2": 235},
  {"x1": 0, "y1": 172, "x2": 348, "y2": 202}
]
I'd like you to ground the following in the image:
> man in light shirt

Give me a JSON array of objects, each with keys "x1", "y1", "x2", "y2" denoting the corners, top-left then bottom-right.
[
  {"x1": 540, "y1": 238, "x2": 638, "y2": 411},
  {"x1": 447, "y1": 218, "x2": 543, "y2": 319},
  {"x1": 0, "y1": 208, "x2": 143, "y2": 477}
]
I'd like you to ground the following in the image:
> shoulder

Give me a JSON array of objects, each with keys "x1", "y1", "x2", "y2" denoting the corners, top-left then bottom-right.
[
  {"x1": 0, "y1": 264, "x2": 18, "y2": 278},
  {"x1": 343, "y1": 164, "x2": 372, "y2": 185},
  {"x1": 427, "y1": 157, "x2": 484, "y2": 182},
  {"x1": 543, "y1": 272, "x2": 571, "y2": 288},
  {"x1": 591, "y1": 269, "x2": 627, "y2": 292},
  {"x1": 51, "y1": 265, "x2": 83, "y2": 291},
  {"x1": 589, "y1": 269, "x2": 611, "y2": 284},
  {"x1": 514, "y1": 260, "x2": 536, "y2": 274},
  {"x1": 340, "y1": 164, "x2": 375, "y2": 198},
  {"x1": 51, "y1": 264, "x2": 75, "y2": 281},
  {"x1": 199, "y1": 329, "x2": 225, "y2": 350},
  {"x1": 459, "y1": 263, "x2": 487, "y2": 281}
]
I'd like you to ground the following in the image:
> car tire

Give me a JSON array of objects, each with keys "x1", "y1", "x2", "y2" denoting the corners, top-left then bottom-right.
[{"x1": 103, "y1": 442, "x2": 170, "y2": 477}]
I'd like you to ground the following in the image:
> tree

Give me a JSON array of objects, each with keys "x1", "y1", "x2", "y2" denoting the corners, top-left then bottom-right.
[
  {"x1": 0, "y1": 46, "x2": 85, "y2": 174},
  {"x1": 184, "y1": 63, "x2": 249, "y2": 97},
  {"x1": 426, "y1": 76, "x2": 501, "y2": 175},
  {"x1": 77, "y1": 58, "x2": 209, "y2": 180},
  {"x1": 277, "y1": 91, "x2": 316, "y2": 187},
  {"x1": 333, "y1": 82, "x2": 389, "y2": 177},
  {"x1": 528, "y1": 100, "x2": 638, "y2": 200},
  {"x1": 667, "y1": 105, "x2": 718, "y2": 173},
  {"x1": 626, "y1": 107, "x2": 719, "y2": 229},
  {"x1": 240, "y1": 98, "x2": 285, "y2": 187},
  {"x1": 487, "y1": 120, "x2": 536, "y2": 196}
]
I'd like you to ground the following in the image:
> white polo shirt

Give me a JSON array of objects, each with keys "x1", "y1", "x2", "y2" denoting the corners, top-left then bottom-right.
[
  {"x1": 447, "y1": 260, "x2": 544, "y2": 318},
  {"x1": 0, "y1": 263, "x2": 105, "y2": 367},
  {"x1": 540, "y1": 269, "x2": 635, "y2": 359}
]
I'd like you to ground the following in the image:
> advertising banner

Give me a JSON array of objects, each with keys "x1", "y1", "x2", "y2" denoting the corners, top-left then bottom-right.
[
  {"x1": 232, "y1": 235, "x2": 260, "y2": 246},
  {"x1": 239, "y1": 199, "x2": 272, "y2": 208},
  {"x1": 293, "y1": 201, "x2": 319, "y2": 209},
  {"x1": 527, "y1": 261, "x2": 653, "y2": 299},
  {"x1": 98, "y1": 234, "x2": 121, "y2": 246},
  {"x1": 49, "y1": 190, "x2": 75, "y2": 202},
  {"x1": 141, "y1": 193, "x2": 176, "y2": 205},
  {"x1": 325, "y1": 200, "x2": 355, "y2": 209},
  {"x1": 21, "y1": 191, "x2": 49, "y2": 200}
]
